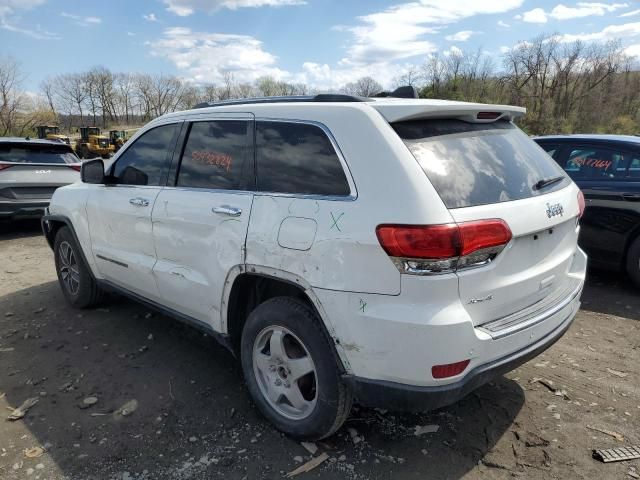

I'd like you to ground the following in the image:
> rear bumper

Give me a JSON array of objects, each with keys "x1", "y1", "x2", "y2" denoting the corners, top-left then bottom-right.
[
  {"x1": 345, "y1": 302, "x2": 577, "y2": 411},
  {"x1": 0, "y1": 199, "x2": 49, "y2": 218}
]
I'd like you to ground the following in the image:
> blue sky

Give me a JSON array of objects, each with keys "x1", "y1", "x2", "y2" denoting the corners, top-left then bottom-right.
[{"x1": 2, "y1": 0, "x2": 640, "y2": 91}]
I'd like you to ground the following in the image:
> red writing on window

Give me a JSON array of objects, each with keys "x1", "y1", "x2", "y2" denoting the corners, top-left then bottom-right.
[
  {"x1": 191, "y1": 151, "x2": 232, "y2": 172},
  {"x1": 572, "y1": 156, "x2": 612, "y2": 171}
]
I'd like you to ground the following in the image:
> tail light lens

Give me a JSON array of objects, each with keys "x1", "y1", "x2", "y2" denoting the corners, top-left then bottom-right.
[
  {"x1": 376, "y1": 219, "x2": 512, "y2": 275},
  {"x1": 0, "y1": 162, "x2": 13, "y2": 171},
  {"x1": 68, "y1": 163, "x2": 82, "y2": 172},
  {"x1": 577, "y1": 190, "x2": 585, "y2": 219},
  {"x1": 432, "y1": 359, "x2": 470, "y2": 379}
]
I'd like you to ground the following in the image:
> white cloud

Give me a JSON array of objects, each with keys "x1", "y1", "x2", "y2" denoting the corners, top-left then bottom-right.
[
  {"x1": 0, "y1": 0, "x2": 58, "y2": 39},
  {"x1": 555, "y1": 21, "x2": 640, "y2": 41},
  {"x1": 127, "y1": 31, "x2": 135, "y2": 36},
  {"x1": 163, "y1": 0, "x2": 305, "y2": 16},
  {"x1": 147, "y1": 27, "x2": 288, "y2": 84},
  {"x1": 342, "y1": 0, "x2": 523, "y2": 65},
  {"x1": 625, "y1": 43, "x2": 640, "y2": 56},
  {"x1": 61, "y1": 12, "x2": 102, "y2": 26},
  {"x1": 445, "y1": 45, "x2": 464, "y2": 56},
  {"x1": 620, "y1": 8, "x2": 640, "y2": 17},
  {"x1": 522, "y1": 8, "x2": 548, "y2": 23},
  {"x1": 143, "y1": 13, "x2": 158, "y2": 21},
  {"x1": 0, "y1": 0, "x2": 45, "y2": 17},
  {"x1": 499, "y1": 45, "x2": 511, "y2": 53},
  {"x1": 497, "y1": 20, "x2": 510, "y2": 27},
  {"x1": 0, "y1": 20, "x2": 59, "y2": 40},
  {"x1": 520, "y1": 3, "x2": 628, "y2": 23},
  {"x1": 445, "y1": 30, "x2": 476, "y2": 41},
  {"x1": 549, "y1": 2, "x2": 628, "y2": 20}
]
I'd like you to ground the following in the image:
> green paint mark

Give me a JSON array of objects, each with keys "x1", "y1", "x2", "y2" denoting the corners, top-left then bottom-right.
[
  {"x1": 330, "y1": 212, "x2": 344, "y2": 231},
  {"x1": 359, "y1": 298, "x2": 367, "y2": 313}
]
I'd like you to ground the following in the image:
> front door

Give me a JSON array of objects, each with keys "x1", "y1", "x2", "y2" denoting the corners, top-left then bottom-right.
[
  {"x1": 152, "y1": 116, "x2": 254, "y2": 329},
  {"x1": 558, "y1": 144, "x2": 637, "y2": 267},
  {"x1": 86, "y1": 122, "x2": 182, "y2": 301}
]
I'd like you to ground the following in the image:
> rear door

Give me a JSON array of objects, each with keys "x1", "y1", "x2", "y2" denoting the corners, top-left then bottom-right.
[
  {"x1": 86, "y1": 122, "x2": 181, "y2": 302},
  {"x1": 556, "y1": 143, "x2": 639, "y2": 267},
  {"x1": 151, "y1": 115, "x2": 254, "y2": 328},
  {"x1": 0, "y1": 143, "x2": 79, "y2": 208},
  {"x1": 393, "y1": 119, "x2": 581, "y2": 328}
]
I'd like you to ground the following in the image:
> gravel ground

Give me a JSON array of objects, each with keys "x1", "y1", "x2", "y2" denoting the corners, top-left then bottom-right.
[{"x1": 0, "y1": 219, "x2": 639, "y2": 480}]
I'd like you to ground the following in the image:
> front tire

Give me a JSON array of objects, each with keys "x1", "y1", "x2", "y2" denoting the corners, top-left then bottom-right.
[
  {"x1": 54, "y1": 227, "x2": 103, "y2": 308},
  {"x1": 241, "y1": 297, "x2": 352, "y2": 440},
  {"x1": 626, "y1": 236, "x2": 640, "y2": 288}
]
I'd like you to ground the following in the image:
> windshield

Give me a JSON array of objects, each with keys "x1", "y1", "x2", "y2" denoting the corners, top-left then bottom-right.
[
  {"x1": 0, "y1": 144, "x2": 77, "y2": 164},
  {"x1": 393, "y1": 119, "x2": 570, "y2": 209}
]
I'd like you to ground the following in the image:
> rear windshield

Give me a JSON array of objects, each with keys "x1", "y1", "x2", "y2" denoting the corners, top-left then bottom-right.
[
  {"x1": 392, "y1": 119, "x2": 569, "y2": 208},
  {"x1": 0, "y1": 144, "x2": 77, "y2": 165}
]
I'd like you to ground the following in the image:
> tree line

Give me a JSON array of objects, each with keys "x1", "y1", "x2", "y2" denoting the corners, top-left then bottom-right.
[{"x1": 0, "y1": 34, "x2": 638, "y2": 137}]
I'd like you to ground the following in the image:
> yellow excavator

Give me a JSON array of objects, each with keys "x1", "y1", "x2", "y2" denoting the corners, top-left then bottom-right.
[
  {"x1": 36, "y1": 125, "x2": 71, "y2": 145},
  {"x1": 75, "y1": 127, "x2": 115, "y2": 159}
]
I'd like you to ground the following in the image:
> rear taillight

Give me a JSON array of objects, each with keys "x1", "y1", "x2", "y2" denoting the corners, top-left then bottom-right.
[
  {"x1": 376, "y1": 219, "x2": 512, "y2": 275},
  {"x1": 68, "y1": 163, "x2": 82, "y2": 172},
  {"x1": 0, "y1": 162, "x2": 13, "y2": 171},
  {"x1": 577, "y1": 190, "x2": 585, "y2": 219},
  {"x1": 432, "y1": 359, "x2": 470, "y2": 379}
]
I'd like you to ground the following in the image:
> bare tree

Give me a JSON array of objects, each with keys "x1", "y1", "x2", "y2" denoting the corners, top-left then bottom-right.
[
  {"x1": 0, "y1": 56, "x2": 25, "y2": 136},
  {"x1": 340, "y1": 76, "x2": 383, "y2": 97}
]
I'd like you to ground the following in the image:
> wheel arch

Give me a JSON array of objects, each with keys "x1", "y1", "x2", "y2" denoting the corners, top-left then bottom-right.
[
  {"x1": 222, "y1": 265, "x2": 352, "y2": 374},
  {"x1": 42, "y1": 214, "x2": 97, "y2": 280}
]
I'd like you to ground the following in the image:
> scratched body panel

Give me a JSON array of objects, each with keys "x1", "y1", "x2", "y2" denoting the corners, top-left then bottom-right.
[{"x1": 151, "y1": 188, "x2": 254, "y2": 330}]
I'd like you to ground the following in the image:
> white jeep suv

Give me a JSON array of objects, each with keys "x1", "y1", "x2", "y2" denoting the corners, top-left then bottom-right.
[{"x1": 42, "y1": 92, "x2": 587, "y2": 440}]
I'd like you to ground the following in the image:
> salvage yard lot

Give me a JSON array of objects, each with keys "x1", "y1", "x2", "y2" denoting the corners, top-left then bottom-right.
[{"x1": 0, "y1": 220, "x2": 638, "y2": 480}]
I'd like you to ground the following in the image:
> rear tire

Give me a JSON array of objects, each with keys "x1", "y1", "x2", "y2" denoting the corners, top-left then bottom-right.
[
  {"x1": 626, "y1": 236, "x2": 640, "y2": 288},
  {"x1": 240, "y1": 297, "x2": 352, "y2": 440},
  {"x1": 53, "y1": 227, "x2": 103, "y2": 308}
]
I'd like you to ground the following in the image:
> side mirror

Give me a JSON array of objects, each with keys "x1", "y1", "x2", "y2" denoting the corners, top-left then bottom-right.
[{"x1": 81, "y1": 158, "x2": 105, "y2": 184}]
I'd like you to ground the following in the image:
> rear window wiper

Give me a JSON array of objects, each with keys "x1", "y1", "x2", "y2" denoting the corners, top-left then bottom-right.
[{"x1": 533, "y1": 175, "x2": 565, "y2": 191}]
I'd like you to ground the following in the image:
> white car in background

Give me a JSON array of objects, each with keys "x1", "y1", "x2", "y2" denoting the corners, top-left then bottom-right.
[{"x1": 42, "y1": 89, "x2": 587, "y2": 440}]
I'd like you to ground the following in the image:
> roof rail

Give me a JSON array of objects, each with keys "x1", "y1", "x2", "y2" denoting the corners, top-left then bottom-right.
[{"x1": 193, "y1": 93, "x2": 368, "y2": 109}]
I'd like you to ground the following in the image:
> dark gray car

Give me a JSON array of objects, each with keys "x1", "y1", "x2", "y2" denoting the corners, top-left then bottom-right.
[{"x1": 0, "y1": 138, "x2": 80, "y2": 219}]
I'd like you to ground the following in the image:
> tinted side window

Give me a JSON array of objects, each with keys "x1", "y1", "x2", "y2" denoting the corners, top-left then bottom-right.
[
  {"x1": 565, "y1": 147, "x2": 629, "y2": 180},
  {"x1": 177, "y1": 120, "x2": 251, "y2": 190},
  {"x1": 256, "y1": 121, "x2": 350, "y2": 196},
  {"x1": 112, "y1": 124, "x2": 179, "y2": 186},
  {"x1": 539, "y1": 143, "x2": 560, "y2": 160},
  {"x1": 628, "y1": 153, "x2": 640, "y2": 178}
]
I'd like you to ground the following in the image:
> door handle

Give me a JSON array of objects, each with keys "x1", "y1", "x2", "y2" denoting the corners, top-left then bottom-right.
[
  {"x1": 622, "y1": 193, "x2": 640, "y2": 202},
  {"x1": 129, "y1": 197, "x2": 150, "y2": 207},
  {"x1": 212, "y1": 205, "x2": 242, "y2": 217}
]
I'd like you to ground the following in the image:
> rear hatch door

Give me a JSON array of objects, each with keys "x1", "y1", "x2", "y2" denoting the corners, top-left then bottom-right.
[
  {"x1": 0, "y1": 142, "x2": 80, "y2": 200},
  {"x1": 391, "y1": 112, "x2": 582, "y2": 334}
]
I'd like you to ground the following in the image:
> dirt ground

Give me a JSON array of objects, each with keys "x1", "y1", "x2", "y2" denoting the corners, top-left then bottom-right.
[{"x1": 0, "y1": 219, "x2": 638, "y2": 480}]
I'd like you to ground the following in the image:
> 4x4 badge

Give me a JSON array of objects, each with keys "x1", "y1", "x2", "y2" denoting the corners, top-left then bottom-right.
[{"x1": 546, "y1": 202, "x2": 564, "y2": 218}]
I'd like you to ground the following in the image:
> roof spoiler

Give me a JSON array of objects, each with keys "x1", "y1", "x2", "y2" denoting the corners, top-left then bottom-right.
[
  {"x1": 372, "y1": 85, "x2": 418, "y2": 99},
  {"x1": 372, "y1": 102, "x2": 527, "y2": 123}
]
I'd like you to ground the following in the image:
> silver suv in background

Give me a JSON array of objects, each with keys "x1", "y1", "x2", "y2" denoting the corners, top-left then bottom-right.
[{"x1": 0, "y1": 138, "x2": 80, "y2": 219}]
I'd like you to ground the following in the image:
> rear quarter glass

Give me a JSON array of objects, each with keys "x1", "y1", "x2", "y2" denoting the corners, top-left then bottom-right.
[{"x1": 392, "y1": 120, "x2": 569, "y2": 208}]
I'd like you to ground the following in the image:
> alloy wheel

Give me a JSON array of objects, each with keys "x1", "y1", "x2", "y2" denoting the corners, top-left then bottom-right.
[{"x1": 252, "y1": 325, "x2": 317, "y2": 420}]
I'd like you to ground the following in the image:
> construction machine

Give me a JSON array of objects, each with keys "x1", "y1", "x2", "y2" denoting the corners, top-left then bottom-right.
[
  {"x1": 36, "y1": 125, "x2": 71, "y2": 145},
  {"x1": 108, "y1": 130, "x2": 126, "y2": 153},
  {"x1": 75, "y1": 127, "x2": 114, "y2": 159}
]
